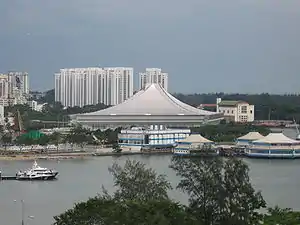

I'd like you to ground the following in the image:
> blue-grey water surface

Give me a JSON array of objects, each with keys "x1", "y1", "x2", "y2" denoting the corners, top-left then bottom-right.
[{"x1": 0, "y1": 128, "x2": 299, "y2": 225}]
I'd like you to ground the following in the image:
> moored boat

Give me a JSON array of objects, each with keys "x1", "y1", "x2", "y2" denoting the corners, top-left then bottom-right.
[{"x1": 16, "y1": 161, "x2": 59, "y2": 180}]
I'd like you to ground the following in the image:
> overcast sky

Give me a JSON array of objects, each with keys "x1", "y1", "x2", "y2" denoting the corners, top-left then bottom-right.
[{"x1": 0, "y1": 0, "x2": 299, "y2": 94}]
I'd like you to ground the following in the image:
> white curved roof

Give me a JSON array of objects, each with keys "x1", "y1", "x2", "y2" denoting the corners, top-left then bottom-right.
[
  {"x1": 237, "y1": 132, "x2": 265, "y2": 141},
  {"x1": 82, "y1": 84, "x2": 218, "y2": 116},
  {"x1": 252, "y1": 133, "x2": 300, "y2": 144},
  {"x1": 180, "y1": 134, "x2": 213, "y2": 143}
]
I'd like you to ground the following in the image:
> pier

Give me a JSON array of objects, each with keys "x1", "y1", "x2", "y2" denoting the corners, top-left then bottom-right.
[{"x1": 0, "y1": 172, "x2": 17, "y2": 180}]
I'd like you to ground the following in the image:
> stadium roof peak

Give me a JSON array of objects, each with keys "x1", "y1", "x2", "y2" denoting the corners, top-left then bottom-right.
[{"x1": 84, "y1": 83, "x2": 217, "y2": 116}]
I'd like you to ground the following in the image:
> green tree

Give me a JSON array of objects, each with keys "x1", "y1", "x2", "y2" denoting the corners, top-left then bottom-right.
[
  {"x1": 38, "y1": 135, "x2": 50, "y2": 146},
  {"x1": 262, "y1": 206, "x2": 300, "y2": 225},
  {"x1": 221, "y1": 158, "x2": 266, "y2": 225},
  {"x1": 53, "y1": 160, "x2": 192, "y2": 225},
  {"x1": 108, "y1": 160, "x2": 172, "y2": 201},
  {"x1": 53, "y1": 196, "x2": 196, "y2": 225},
  {"x1": 170, "y1": 157, "x2": 266, "y2": 225},
  {"x1": 49, "y1": 132, "x2": 62, "y2": 152},
  {"x1": 65, "y1": 126, "x2": 91, "y2": 149},
  {"x1": 1, "y1": 133, "x2": 13, "y2": 148}
]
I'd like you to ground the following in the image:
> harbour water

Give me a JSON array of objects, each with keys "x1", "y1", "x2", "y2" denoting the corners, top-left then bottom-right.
[{"x1": 0, "y1": 128, "x2": 299, "y2": 225}]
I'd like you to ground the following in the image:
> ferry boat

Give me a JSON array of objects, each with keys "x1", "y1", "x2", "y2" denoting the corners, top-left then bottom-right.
[{"x1": 16, "y1": 161, "x2": 59, "y2": 180}]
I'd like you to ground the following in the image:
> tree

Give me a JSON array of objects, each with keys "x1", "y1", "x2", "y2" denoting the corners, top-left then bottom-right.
[
  {"x1": 108, "y1": 160, "x2": 172, "y2": 201},
  {"x1": 262, "y1": 206, "x2": 300, "y2": 225},
  {"x1": 53, "y1": 160, "x2": 193, "y2": 225},
  {"x1": 171, "y1": 157, "x2": 224, "y2": 225},
  {"x1": 112, "y1": 143, "x2": 122, "y2": 153},
  {"x1": 38, "y1": 135, "x2": 50, "y2": 145},
  {"x1": 65, "y1": 126, "x2": 91, "y2": 149},
  {"x1": 53, "y1": 195, "x2": 196, "y2": 225},
  {"x1": 170, "y1": 157, "x2": 266, "y2": 225},
  {"x1": 221, "y1": 158, "x2": 266, "y2": 225},
  {"x1": 1, "y1": 133, "x2": 13, "y2": 148},
  {"x1": 49, "y1": 132, "x2": 62, "y2": 152}
]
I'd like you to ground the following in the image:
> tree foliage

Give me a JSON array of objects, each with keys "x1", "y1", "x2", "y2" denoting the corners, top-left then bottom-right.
[
  {"x1": 262, "y1": 206, "x2": 300, "y2": 225},
  {"x1": 190, "y1": 123, "x2": 270, "y2": 142},
  {"x1": 174, "y1": 93, "x2": 300, "y2": 122},
  {"x1": 53, "y1": 196, "x2": 196, "y2": 225},
  {"x1": 108, "y1": 160, "x2": 172, "y2": 201},
  {"x1": 54, "y1": 157, "x2": 300, "y2": 225},
  {"x1": 170, "y1": 157, "x2": 266, "y2": 225}
]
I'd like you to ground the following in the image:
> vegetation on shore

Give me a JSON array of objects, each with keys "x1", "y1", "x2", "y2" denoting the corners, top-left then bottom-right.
[
  {"x1": 0, "y1": 123, "x2": 271, "y2": 148},
  {"x1": 53, "y1": 157, "x2": 300, "y2": 225},
  {"x1": 175, "y1": 93, "x2": 300, "y2": 122},
  {"x1": 0, "y1": 126, "x2": 120, "y2": 148}
]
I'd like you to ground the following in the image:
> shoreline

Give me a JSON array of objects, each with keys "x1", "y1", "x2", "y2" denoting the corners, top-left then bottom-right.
[{"x1": 0, "y1": 151, "x2": 173, "y2": 161}]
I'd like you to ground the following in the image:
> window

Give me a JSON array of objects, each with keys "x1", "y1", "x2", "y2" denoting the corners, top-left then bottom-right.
[
  {"x1": 250, "y1": 110, "x2": 253, "y2": 114},
  {"x1": 241, "y1": 106, "x2": 247, "y2": 113}
]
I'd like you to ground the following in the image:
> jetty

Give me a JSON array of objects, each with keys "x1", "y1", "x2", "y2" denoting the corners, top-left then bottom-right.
[{"x1": 0, "y1": 172, "x2": 17, "y2": 180}]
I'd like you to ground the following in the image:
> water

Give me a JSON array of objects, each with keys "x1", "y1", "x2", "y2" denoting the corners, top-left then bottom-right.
[{"x1": 1, "y1": 128, "x2": 299, "y2": 225}]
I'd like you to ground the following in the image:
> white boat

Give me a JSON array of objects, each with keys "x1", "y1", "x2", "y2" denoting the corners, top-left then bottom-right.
[{"x1": 16, "y1": 161, "x2": 59, "y2": 180}]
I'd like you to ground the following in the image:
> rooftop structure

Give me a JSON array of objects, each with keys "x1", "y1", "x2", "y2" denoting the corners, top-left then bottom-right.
[
  {"x1": 252, "y1": 133, "x2": 300, "y2": 145},
  {"x1": 174, "y1": 134, "x2": 214, "y2": 155},
  {"x1": 73, "y1": 84, "x2": 223, "y2": 129},
  {"x1": 245, "y1": 133, "x2": 300, "y2": 159},
  {"x1": 178, "y1": 134, "x2": 213, "y2": 144},
  {"x1": 236, "y1": 132, "x2": 265, "y2": 146}
]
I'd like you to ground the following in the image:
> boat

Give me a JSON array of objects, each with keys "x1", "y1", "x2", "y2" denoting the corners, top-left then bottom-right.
[{"x1": 16, "y1": 161, "x2": 59, "y2": 180}]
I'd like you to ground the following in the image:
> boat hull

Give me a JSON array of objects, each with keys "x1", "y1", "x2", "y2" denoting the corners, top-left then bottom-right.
[
  {"x1": 16, "y1": 172, "x2": 59, "y2": 181},
  {"x1": 246, "y1": 153, "x2": 300, "y2": 159}
]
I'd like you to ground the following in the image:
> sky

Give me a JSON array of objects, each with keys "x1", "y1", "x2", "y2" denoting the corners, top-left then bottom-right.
[{"x1": 0, "y1": 0, "x2": 300, "y2": 94}]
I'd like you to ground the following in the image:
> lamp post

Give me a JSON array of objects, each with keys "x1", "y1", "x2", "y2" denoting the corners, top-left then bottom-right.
[{"x1": 14, "y1": 200, "x2": 34, "y2": 225}]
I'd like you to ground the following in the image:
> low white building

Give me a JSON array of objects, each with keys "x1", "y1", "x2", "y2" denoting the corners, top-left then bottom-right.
[
  {"x1": 216, "y1": 98, "x2": 254, "y2": 123},
  {"x1": 118, "y1": 126, "x2": 191, "y2": 151},
  {"x1": 28, "y1": 101, "x2": 47, "y2": 112}
]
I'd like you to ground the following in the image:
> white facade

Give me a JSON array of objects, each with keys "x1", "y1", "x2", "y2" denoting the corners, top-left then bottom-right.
[
  {"x1": 216, "y1": 98, "x2": 254, "y2": 123},
  {"x1": 118, "y1": 126, "x2": 191, "y2": 151},
  {"x1": 28, "y1": 100, "x2": 38, "y2": 111},
  {"x1": 55, "y1": 67, "x2": 134, "y2": 107},
  {"x1": 139, "y1": 68, "x2": 168, "y2": 91},
  {"x1": 8, "y1": 71, "x2": 29, "y2": 97},
  {"x1": 0, "y1": 72, "x2": 29, "y2": 106}
]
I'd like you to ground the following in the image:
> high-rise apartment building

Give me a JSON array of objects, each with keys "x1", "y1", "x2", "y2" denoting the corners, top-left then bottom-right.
[
  {"x1": 139, "y1": 68, "x2": 168, "y2": 91},
  {"x1": 55, "y1": 67, "x2": 134, "y2": 107},
  {"x1": 7, "y1": 72, "x2": 29, "y2": 97},
  {"x1": 0, "y1": 72, "x2": 29, "y2": 106}
]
